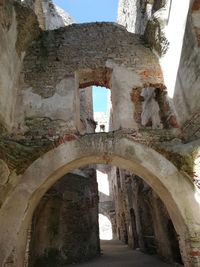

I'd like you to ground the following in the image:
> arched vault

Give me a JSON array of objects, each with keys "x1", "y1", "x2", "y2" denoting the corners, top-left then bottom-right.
[{"x1": 0, "y1": 133, "x2": 199, "y2": 267}]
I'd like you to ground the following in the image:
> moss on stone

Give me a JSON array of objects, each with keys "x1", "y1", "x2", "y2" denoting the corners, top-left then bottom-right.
[
  {"x1": 153, "y1": 145, "x2": 194, "y2": 176},
  {"x1": 144, "y1": 18, "x2": 169, "y2": 57}
]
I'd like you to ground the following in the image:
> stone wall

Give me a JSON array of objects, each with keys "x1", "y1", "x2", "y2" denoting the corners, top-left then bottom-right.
[
  {"x1": 0, "y1": 0, "x2": 74, "y2": 131},
  {"x1": 117, "y1": 0, "x2": 152, "y2": 34},
  {"x1": 0, "y1": 2, "x2": 199, "y2": 267},
  {"x1": 15, "y1": 22, "x2": 163, "y2": 133},
  {"x1": 0, "y1": 133, "x2": 199, "y2": 267},
  {"x1": 173, "y1": 14, "x2": 200, "y2": 126},
  {"x1": 117, "y1": 0, "x2": 168, "y2": 35},
  {"x1": 42, "y1": 0, "x2": 74, "y2": 30},
  {"x1": 21, "y1": 0, "x2": 74, "y2": 30},
  {"x1": 22, "y1": 22, "x2": 162, "y2": 94},
  {"x1": 28, "y1": 172, "x2": 100, "y2": 267},
  {"x1": 79, "y1": 87, "x2": 96, "y2": 134},
  {"x1": 109, "y1": 166, "x2": 183, "y2": 264},
  {"x1": 117, "y1": 0, "x2": 200, "y2": 127},
  {"x1": 0, "y1": 1, "x2": 39, "y2": 130}
]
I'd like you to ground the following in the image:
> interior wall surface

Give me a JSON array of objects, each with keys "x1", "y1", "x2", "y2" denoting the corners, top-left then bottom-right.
[{"x1": 0, "y1": 135, "x2": 199, "y2": 267}]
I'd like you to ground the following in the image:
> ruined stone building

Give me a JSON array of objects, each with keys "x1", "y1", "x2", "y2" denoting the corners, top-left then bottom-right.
[{"x1": 0, "y1": 0, "x2": 200, "y2": 266}]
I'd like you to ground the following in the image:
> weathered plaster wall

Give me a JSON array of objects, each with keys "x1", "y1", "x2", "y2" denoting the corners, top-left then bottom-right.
[
  {"x1": 117, "y1": 0, "x2": 200, "y2": 126},
  {"x1": 117, "y1": 0, "x2": 153, "y2": 34},
  {"x1": 12, "y1": 1, "x2": 78, "y2": 134},
  {"x1": 29, "y1": 172, "x2": 99, "y2": 266},
  {"x1": 117, "y1": 0, "x2": 169, "y2": 35},
  {"x1": 15, "y1": 76, "x2": 77, "y2": 134},
  {"x1": 0, "y1": 0, "x2": 74, "y2": 131},
  {"x1": 173, "y1": 15, "x2": 200, "y2": 125},
  {"x1": 0, "y1": 1, "x2": 40, "y2": 130},
  {"x1": 0, "y1": 2, "x2": 199, "y2": 267},
  {"x1": 0, "y1": 3, "x2": 24, "y2": 130},
  {"x1": 17, "y1": 22, "x2": 163, "y2": 133},
  {"x1": 158, "y1": 0, "x2": 200, "y2": 126}
]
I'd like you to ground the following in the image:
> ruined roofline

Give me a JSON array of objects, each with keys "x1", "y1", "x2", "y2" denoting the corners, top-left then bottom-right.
[{"x1": 42, "y1": 21, "x2": 130, "y2": 34}]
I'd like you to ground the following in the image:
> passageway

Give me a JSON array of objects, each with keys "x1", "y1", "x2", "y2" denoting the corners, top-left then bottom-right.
[{"x1": 67, "y1": 240, "x2": 176, "y2": 267}]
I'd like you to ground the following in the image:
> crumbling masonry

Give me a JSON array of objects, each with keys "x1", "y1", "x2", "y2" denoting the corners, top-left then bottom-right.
[{"x1": 0, "y1": 0, "x2": 200, "y2": 266}]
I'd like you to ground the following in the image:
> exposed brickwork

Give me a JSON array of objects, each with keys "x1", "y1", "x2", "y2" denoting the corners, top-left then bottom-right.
[
  {"x1": 192, "y1": 0, "x2": 200, "y2": 11},
  {"x1": 0, "y1": 132, "x2": 78, "y2": 174},
  {"x1": 0, "y1": 128, "x2": 191, "y2": 179},
  {"x1": 191, "y1": 251, "x2": 200, "y2": 257},
  {"x1": 22, "y1": 22, "x2": 163, "y2": 98},
  {"x1": 131, "y1": 84, "x2": 179, "y2": 130},
  {"x1": 78, "y1": 67, "x2": 112, "y2": 89}
]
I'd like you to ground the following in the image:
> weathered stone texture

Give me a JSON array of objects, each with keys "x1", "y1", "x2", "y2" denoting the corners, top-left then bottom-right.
[
  {"x1": 0, "y1": 3, "x2": 22, "y2": 130},
  {"x1": 41, "y1": 0, "x2": 74, "y2": 30},
  {"x1": 14, "y1": 2, "x2": 40, "y2": 55},
  {"x1": 21, "y1": 0, "x2": 74, "y2": 30},
  {"x1": 144, "y1": 16, "x2": 169, "y2": 56},
  {"x1": 15, "y1": 22, "x2": 164, "y2": 134},
  {"x1": 0, "y1": 160, "x2": 10, "y2": 185},
  {"x1": 117, "y1": 0, "x2": 168, "y2": 35},
  {"x1": 22, "y1": 22, "x2": 162, "y2": 97},
  {"x1": 0, "y1": 2, "x2": 200, "y2": 267},
  {"x1": 0, "y1": 1, "x2": 40, "y2": 130},
  {"x1": 117, "y1": 0, "x2": 200, "y2": 128},
  {"x1": 79, "y1": 87, "x2": 96, "y2": 134},
  {"x1": 109, "y1": 166, "x2": 183, "y2": 264},
  {"x1": 0, "y1": 0, "x2": 13, "y2": 30},
  {"x1": 0, "y1": 133, "x2": 199, "y2": 267},
  {"x1": 117, "y1": 0, "x2": 150, "y2": 34},
  {"x1": 29, "y1": 172, "x2": 100, "y2": 266},
  {"x1": 173, "y1": 16, "x2": 200, "y2": 126}
]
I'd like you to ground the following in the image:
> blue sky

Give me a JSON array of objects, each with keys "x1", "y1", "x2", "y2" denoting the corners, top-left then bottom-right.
[
  {"x1": 92, "y1": 86, "x2": 109, "y2": 112},
  {"x1": 54, "y1": 0, "x2": 118, "y2": 23},
  {"x1": 54, "y1": 0, "x2": 118, "y2": 112}
]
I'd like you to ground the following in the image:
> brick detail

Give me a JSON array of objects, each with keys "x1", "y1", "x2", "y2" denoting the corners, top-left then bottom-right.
[
  {"x1": 190, "y1": 250, "x2": 200, "y2": 256},
  {"x1": 192, "y1": 0, "x2": 200, "y2": 11}
]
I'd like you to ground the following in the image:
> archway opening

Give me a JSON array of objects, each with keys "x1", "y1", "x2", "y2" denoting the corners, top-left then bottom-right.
[
  {"x1": 26, "y1": 163, "x2": 183, "y2": 267},
  {"x1": 99, "y1": 214, "x2": 113, "y2": 240},
  {"x1": 3, "y1": 135, "x2": 196, "y2": 267}
]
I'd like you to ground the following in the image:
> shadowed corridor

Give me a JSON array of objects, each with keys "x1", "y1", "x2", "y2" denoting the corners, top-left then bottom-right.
[{"x1": 67, "y1": 240, "x2": 177, "y2": 267}]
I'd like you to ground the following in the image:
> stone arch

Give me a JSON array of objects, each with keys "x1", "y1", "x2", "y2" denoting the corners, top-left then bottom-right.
[{"x1": 0, "y1": 134, "x2": 200, "y2": 266}]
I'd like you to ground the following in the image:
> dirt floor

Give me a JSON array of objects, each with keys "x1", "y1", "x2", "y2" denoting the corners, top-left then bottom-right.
[{"x1": 67, "y1": 240, "x2": 177, "y2": 267}]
